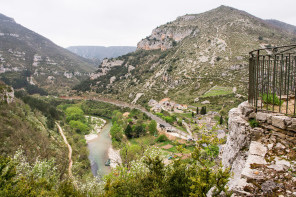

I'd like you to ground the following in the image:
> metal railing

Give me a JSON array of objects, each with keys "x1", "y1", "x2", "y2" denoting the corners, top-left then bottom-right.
[{"x1": 249, "y1": 45, "x2": 296, "y2": 116}]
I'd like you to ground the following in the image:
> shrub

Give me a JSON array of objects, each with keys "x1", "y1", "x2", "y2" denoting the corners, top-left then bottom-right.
[
  {"x1": 69, "y1": 120, "x2": 89, "y2": 134},
  {"x1": 262, "y1": 92, "x2": 283, "y2": 106},
  {"x1": 249, "y1": 119, "x2": 259, "y2": 128},
  {"x1": 164, "y1": 116, "x2": 174, "y2": 124},
  {"x1": 156, "y1": 134, "x2": 168, "y2": 142}
]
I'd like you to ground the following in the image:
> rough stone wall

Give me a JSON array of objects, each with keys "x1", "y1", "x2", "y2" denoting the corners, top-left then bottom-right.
[{"x1": 222, "y1": 101, "x2": 296, "y2": 196}]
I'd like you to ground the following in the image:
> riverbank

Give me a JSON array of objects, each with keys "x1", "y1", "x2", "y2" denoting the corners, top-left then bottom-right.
[
  {"x1": 108, "y1": 146, "x2": 122, "y2": 169},
  {"x1": 85, "y1": 116, "x2": 106, "y2": 142}
]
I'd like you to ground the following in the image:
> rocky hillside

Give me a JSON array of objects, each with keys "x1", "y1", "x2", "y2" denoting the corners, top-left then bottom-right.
[
  {"x1": 77, "y1": 6, "x2": 296, "y2": 111},
  {"x1": 67, "y1": 46, "x2": 136, "y2": 61},
  {"x1": 0, "y1": 13, "x2": 96, "y2": 94}
]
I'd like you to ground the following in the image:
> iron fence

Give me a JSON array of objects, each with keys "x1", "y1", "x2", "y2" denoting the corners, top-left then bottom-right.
[{"x1": 249, "y1": 44, "x2": 296, "y2": 116}]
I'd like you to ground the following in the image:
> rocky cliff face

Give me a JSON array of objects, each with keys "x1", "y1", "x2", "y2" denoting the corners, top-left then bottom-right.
[
  {"x1": 0, "y1": 82, "x2": 14, "y2": 104},
  {"x1": 222, "y1": 102, "x2": 296, "y2": 196},
  {"x1": 137, "y1": 23, "x2": 198, "y2": 50}
]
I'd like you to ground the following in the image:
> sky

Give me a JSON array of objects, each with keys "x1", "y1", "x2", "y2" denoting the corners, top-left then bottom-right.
[{"x1": 1, "y1": 0, "x2": 296, "y2": 48}]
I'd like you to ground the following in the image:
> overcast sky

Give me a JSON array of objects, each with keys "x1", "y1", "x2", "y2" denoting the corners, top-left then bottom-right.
[{"x1": 1, "y1": 0, "x2": 296, "y2": 48}]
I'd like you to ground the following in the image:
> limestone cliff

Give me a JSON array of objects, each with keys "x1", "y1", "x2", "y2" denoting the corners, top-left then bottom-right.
[{"x1": 137, "y1": 23, "x2": 198, "y2": 50}]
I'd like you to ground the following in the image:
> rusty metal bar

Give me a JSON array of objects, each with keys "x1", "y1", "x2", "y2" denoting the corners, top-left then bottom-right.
[
  {"x1": 272, "y1": 55, "x2": 276, "y2": 112},
  {"x1": 279, "y1": 54, "x2": 283, "y2": 113},
  {"x1": 261, "y1": 56, "x2": 264, "y2": 109},
  {"x1": 266, "y1": 56, "x2": 271, "y2": 111},
  {"x1": 286, "y1": 54, "x2": 290, "y2": 114}
]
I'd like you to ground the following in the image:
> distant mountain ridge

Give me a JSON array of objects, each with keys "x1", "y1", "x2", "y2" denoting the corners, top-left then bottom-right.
[
  {"x1": 67, "y1": 46, "x2": 136, "y2": 60},
  {"x1": 0, "y1": 13, "x2": 96, "y2": 94},
  {"x1": 265, "y1": 19, "x2": 296, "y2": 34}
]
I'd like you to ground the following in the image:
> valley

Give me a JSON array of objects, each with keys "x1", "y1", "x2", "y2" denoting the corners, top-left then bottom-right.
[{"x1": 0, "y1": 4, "x2": 296, "y2": 197}]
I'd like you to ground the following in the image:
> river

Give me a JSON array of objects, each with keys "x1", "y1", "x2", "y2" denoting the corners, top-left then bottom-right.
[{"x1": 87, "y1": 120, "x2": 112, "y2": 177}]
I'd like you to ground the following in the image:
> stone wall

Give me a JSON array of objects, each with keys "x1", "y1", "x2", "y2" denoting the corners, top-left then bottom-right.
[{"x1": 222, "y1": 101, "x2": 296, "y2": 196}]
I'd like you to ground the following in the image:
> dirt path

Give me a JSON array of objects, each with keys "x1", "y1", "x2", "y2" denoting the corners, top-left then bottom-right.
[{"x1": 56, "y1": 122, "x2": 73, "y2": 179}]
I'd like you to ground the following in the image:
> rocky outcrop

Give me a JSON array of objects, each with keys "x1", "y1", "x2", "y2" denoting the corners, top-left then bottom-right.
[
  {"x1": 137, "y1": 25, "x2": 198, "y2": 51},
  {"x1": 0, "y1": 83, "x2": 14, "y2": 104},
  {"x1": 90, "y1": 59, "x2": 124, "y2": 80},
  {"x1": 222, "y1": 102, "x2": 296, "y2": 196}
]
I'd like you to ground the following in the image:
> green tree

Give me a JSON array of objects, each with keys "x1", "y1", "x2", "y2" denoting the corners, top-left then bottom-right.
[
  {"x1": 219, "y1": 115, "x2": 223, "y2": 125},
  {"x1": 192, "y1": 112, "x2": 194, "y2": 117},
  {"x1": 110, "y1": 121, "x2": 123, "y2": 142},
  {"x1": 65, "y1": 107, "x2": 85, "y2": 123},
  {"x1": 120, "y1": 145, "x2": 142, "y2": 168},
  {"x1": 134, "y1": 124, "x2": 145, "y2": 138},
  {"x1": 200, "y1": 106, "x2": 207, "y2": 115},
  {"x1": 196, "y1": 107, "x2": 199, "y2": 114},
  {"x1": 69, "y1": 120, "x2": 89, "y2": 134},
  {"x1": 148, "y1": 120, "x2": 157, "y2": 135},
  {"x1": 124, "y1": 124, "x2": 133, "y2": 139},
  {"x1": 156, "y1": 134, "x2": 168, "y2": 142}
]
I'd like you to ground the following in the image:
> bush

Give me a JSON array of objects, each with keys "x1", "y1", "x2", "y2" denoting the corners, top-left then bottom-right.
[
  {"x1": 262, "y1": 92, "x2": 283, "y2": 106},
  {"x1": 66, "y1": 106, "x2": 86, "y2": 123},
  {"x1": 69, "y1": 120, "x2": 89, "y2": 134},
  {"x1": 249, "y1": 119, "x2": 259, "y2": 128},
  {"x1": 156, "y1": 134, "x2": 168, "y2": 142}
]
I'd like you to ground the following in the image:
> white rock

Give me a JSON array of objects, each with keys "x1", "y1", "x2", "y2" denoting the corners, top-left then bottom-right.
[
  {"x1": 267, "y1": 164, "x2": 286, "y2": 172},
  {"x1": 267, "y1": 144, "x2": 274, "y2": 150},
  {"x1": 201, "y1": 100, "x2": 210, "y2": 104},
  {"x1": 275, "y1": 143, "x2": 285, "y2": 149},
  {"x1": 249, "y1": 141, "x2": 267, "y2": 157},
  {"x1": 256, "y1": 112, "x2": 268, "y2": 122},
  {"x1": 275, "y1": 157, "x2": 291, "y2": 168},
  {"x1": 272, "y1": 116, "x2": 291, "y2": 129}
]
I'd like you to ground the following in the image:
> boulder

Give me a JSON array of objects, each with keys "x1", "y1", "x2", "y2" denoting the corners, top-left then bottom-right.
[
  {"x1": 272, "y1": 116, "x2": 291, "y2": 129},
  {"x1": 256, "y1": 112, "x2": 267, "y2": 122}
]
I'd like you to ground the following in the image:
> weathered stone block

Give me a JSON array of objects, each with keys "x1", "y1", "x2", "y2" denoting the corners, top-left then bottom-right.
[
  {"x1": 249, "y1": 112, "x2": 256, "y2": 119},
  {"x1": 251, "y1": 128, "x2": 264, "y2": 140},
  {"x1": 287, "y1": 118, "x2": 296, "y2": 131},
  {"x1": 256, "y1": 112, "x2": 267, "y2": 122},
  {"x1": 266, "y1": 114, "x2": 273, "y2": 124},
  {"x1": 271, "y1": 116, "x2": 291, "y2": 129},
  {"x1": 249, "y1": 141, "x2": 267, "y2": 157}
]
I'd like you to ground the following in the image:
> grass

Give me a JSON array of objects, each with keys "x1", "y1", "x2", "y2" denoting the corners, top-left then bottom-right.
[
  {"x1": 261, "y1": 92, "x2": 283, "y2": 106},
  {"x1": 200, "y1": 86, "x2": 233, "y2": 97},
  {"x1": 178, "y1": 113, "x2": 194, "y2": 119}
]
